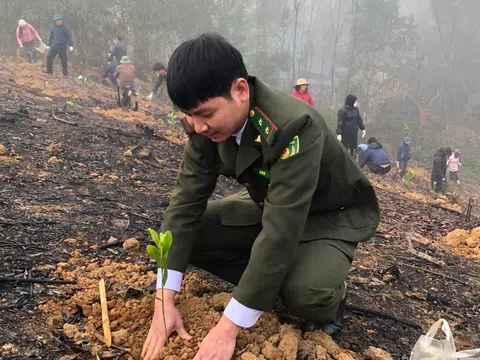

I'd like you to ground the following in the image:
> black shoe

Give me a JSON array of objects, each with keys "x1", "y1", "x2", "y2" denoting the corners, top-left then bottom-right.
[{"x1": 302, "y1": 285, "x2": 347, "y2": 336}]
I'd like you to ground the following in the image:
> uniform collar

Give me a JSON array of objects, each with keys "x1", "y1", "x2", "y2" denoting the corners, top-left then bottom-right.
[{"x1": 232, "y1": 120, "x2": 248, "y2": 146}]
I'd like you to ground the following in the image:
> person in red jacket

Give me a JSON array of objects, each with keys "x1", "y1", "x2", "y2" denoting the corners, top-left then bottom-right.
[
  {"x1": 16, "y1": 19, "x2": 42, "y2": 63},
  {"x1": 291, "y1": 78, "x2": 314, "y2": 106}
]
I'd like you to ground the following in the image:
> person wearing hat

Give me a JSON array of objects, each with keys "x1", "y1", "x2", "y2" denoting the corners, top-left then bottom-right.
[
  {"x1": 46, "y1": 14, "x2": 73, "y2": 76},
  {"x1": 396, "y1": 136, "x2": 412, "y2": 180},
  {"x1": 336, "y1": 94, "x2": 366, "y2": 157},
  {"x1": 146, "y1": 62, "x2": 167, "y2": 101},
  {"x1": 16, "y1": 19, "x2": 42, "y2": 63},
  {"x1": 291, "y1": 78, "x2": 314, "y2": 106},
  {"x1": 114, "y1": 56, "x2": 137, "y2": 96}
]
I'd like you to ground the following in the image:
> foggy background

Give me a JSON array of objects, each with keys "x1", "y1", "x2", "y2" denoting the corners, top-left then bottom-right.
[{"x1": 2, "y1": 0, "x2": 479, "y2": 175}]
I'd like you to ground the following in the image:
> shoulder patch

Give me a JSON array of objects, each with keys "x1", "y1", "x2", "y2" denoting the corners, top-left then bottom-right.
[
  {"x1": 180, "y1": 117, "x2": 195, "y2": 135},
  {"x1": 280, "y1": 136, "x2": 300, "y2": 160},
  {"x1": 249, "y1": 107, "x2": 278, "y2": 145}
]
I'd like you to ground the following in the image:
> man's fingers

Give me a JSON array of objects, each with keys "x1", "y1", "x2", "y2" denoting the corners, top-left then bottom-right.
[
  {"x1": 141, "y1": 333, "x2": 152, "y2": 358},
  {"x1": 176, "y1": 326, "x2": 193, "y2": 340},
  {"x1": 148, "y1": 343, "x2": 164, "y2": 360}
]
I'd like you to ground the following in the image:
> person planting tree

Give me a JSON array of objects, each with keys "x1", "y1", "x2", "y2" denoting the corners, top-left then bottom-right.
[{"x1": 141, "y1": 33, "x2": 380, "y2": 360}]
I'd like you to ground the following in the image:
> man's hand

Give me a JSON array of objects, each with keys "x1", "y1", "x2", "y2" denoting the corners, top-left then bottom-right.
[
  {"x1": 69, "y1": 46, "x2": 73, "y2": 52},
  {"x1": 141, "y1": 290, "x2": 192, "y2": 360},
  {"x1": 396, "y1": 161, "x2": 400, "y2": 168},
  {"x1": 337, "y1": 134, "x2": 342, "y2": 142},
  {"x1": 193, "y1": 315, "x2": 239, "y2": 360},
  {"x1": 361, "y1": 129, "x2": 366, "y2": 138},
  {"x1": 146, "y1": 92, "x2": 154, "y2": 101}
]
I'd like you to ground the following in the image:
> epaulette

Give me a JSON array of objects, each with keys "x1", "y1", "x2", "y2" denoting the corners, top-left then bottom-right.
[
  {"x1": 180, "y1": 117, "x2": 195, "y2": 135},
  {"x1": 248, "y1": 106, "x2": 278, "y2": 145}
]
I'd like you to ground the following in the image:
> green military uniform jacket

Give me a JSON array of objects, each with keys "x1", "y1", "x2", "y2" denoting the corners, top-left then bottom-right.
[{"x1": 162, "y1": 77, "x2": 380, "y2": 312}]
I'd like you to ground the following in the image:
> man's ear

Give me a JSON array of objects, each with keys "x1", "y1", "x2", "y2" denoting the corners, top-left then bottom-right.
[{"x1": 231, "y1": 78, "x2": 249, "y2": 103}]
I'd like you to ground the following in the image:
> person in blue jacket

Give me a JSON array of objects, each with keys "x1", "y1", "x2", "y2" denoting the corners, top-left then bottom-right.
[
  {"x1": 46, "y1": 14, "x2": 73, "y2": 76},
  {"x1": 102, "y1": 57, "x2": 117, "y2": 85},
  {"x1": 396, "y1": 136, "x2": 412, "y2": 180},
  {"x1": 359, "y1": 137, "x2": 392, "y2": 175}
]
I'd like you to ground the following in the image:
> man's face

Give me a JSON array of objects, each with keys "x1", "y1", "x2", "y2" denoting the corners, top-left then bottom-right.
[
  {"x1": 156, "y1": 69, "x2": 167, "y2": 76},
  {"x1": 55, "y1": 19, "x2": 63, "y2": 26},
  {"x1": 405, "y1": 140, "x2": 412, "y2": 145},
  {"x1": 181, "y1": 78, "x2": 250, "y2": 143}
]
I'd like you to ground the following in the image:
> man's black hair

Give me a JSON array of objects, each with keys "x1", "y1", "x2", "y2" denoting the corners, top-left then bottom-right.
[
  {"x1": 367, "y1": 137, "x2": 383, "y2": 148},
  {"x1": 345, "y1": 94, "x2": 357, "y2": 107},
  {"x1": 167, "y1": 33, "x2": 248, "y2": 110},
  {"x1": 153, "y1": 62, "x2": 166, "y2": 71},
  {"x1": 118, "y1": 36, "x2": 123, "y2": 41}
]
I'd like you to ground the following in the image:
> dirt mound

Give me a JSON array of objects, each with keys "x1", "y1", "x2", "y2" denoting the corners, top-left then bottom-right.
[
  {"x1": 445, "y1": 227, "x2": 480, "y2": 260},
  {"x1": 39, "y1": 258, "x2": 391, "y2": 359}
]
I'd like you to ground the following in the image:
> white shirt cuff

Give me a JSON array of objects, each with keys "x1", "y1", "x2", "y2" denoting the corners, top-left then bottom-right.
[
  {"x1": 156, "y1": 269, "x2": 183, "y2": 292},
  {"x1": 224, "y1": 297, "x2": 263, "y2": 328}
]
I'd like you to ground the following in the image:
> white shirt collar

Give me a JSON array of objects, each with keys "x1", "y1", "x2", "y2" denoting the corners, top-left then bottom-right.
[{"x1": 232, "y1": 119, "x2": 248, "y2": 146}]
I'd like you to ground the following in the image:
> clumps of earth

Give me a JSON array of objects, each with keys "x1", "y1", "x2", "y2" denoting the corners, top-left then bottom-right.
[
  {"x1": 38, "y1": 255, "x2": 392, "y2": 359},
  {"x1": 445, "y1": 227, "x2": 480, "y2": 260}
]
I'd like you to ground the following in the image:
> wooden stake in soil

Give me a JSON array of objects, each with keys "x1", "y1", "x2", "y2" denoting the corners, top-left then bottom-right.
[{"x1": 99, "y1": 279, "x2": 112, "y2": 347}]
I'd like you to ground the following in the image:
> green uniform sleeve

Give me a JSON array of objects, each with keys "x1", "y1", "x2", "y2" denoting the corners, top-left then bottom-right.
[
  {"x1": 162, "y1": 138, "x2": 218, "y2": 272},
  {"x1": 152, "y1": 75, "x2": 165, "y2": 94},
  {"x1": 232, "y1": 121, "x2": 324, "y2": 311}
]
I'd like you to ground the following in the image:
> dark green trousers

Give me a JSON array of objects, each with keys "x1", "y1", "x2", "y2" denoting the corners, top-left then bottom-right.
[{"x1": 190, "y1": 191, "x2": 357, "y2": 322}]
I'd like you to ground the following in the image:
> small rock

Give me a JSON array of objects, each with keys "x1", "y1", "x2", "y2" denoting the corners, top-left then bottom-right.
[
  {"x1": 315, "y1": 346, "x2": 328, "y2": 360},
  {"x1": 405, "y1": 291, "x2": 426, "y2": 301},
  {"x1": 64, "y1": 238, "x2": 77, "y2": 245},
  {"x1": 46, "y1": 144, "x2": 61, "y2": 154},
  {"x1": 48, "y1": 315, "x2": 64, "y2": 329},
  {"x1": 123, "y1": 238, "x2": 140, "y2": 250},
  {"x1": 0, "y1": 144, "x2": 6, "y2": 155},
  {"x1": 47, "y1": 156, "x2": 61, "y2": 165},
  {"x1": 112, "y1": 219, "x2": 128, "y2": 230},
  {"x1": 383, "y1": 274, "x2": 394, "y2": 282},
  {"x1": 337, "y1": 353, "x2": 355, "y2": 360},
  {"x1": 81, "y1": 304, "x2": 92, "y2": 317},
  {"x1": 165, "y1": 356, "x2": 180, "y2": 360},
  {"x1": 63, "y1": 323, "x2": 78, "y2": 339},
  {"x1": 111, "y1": 329, "x2": 129, "y2": 346},
  {"x1": 363, "y1": 346, "x2": 393, "y2": 360},
  {"x1": 261, "y1": 341, "x2": 284, "y2": 360},
  {"x1": 164, "y1": 130, "x2": 173, "y2": 136},
  {"x1": 277, "y1": 324, "x2": 299, "y2": 360},
  {"x1": 268, "y1": 334, "x2": 280, "y2": 346},
  {"x1": 1, "y1": 344, "x2": 19, "y2": 355},
  {"x1": 240, "y1": 352, "x2": 260, "y2": 360},
  {"x1": 123, "y1": 149, "x2": 133, "y2": 157}
]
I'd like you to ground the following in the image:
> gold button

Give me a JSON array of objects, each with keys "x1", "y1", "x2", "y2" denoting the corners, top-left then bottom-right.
[{"x1": 249, "y1": 110, "x2": 255, "y2": 118}]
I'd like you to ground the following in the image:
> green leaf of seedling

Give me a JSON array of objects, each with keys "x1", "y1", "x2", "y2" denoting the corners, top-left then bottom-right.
[
  {"x1": 146, "y1": 245, "x2": 162, "y2": 266},
  {"x1": 65, "y1": 100, "x2": 76, "y2": 107},
  {"x1": 148, "y1": 228, "x2": 161, "y2": 248},
  {"x1": 160, "y1": 231, "x2": 173, "y2": 255}
]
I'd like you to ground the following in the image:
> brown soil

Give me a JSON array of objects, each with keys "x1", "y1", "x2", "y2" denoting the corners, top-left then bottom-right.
[{"x1": 1, "y1": 61, "x2": 479, "y2": 360}]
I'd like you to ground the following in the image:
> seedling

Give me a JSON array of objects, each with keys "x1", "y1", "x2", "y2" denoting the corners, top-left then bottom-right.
[
  {"x1": 405, "y1": 169, "x2": 415, "y2": 188},
  {"x1": 146, "y1": 229, "x2": 173, "y2": 346},
  {"x1": 166, "y1": 111, "x2": 177, "y2": 125}
]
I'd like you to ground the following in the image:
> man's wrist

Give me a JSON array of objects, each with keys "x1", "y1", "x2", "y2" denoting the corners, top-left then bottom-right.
[
  {"x1": 217, "y1": 315, "x2": 241, "y2": 338},
  {"x1": 155, "y1": 288, "x2": 176, "y2": 307}
]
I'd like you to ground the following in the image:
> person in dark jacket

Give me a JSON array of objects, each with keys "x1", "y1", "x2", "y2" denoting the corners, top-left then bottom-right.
[
  {"x1": 396, "y1": 136, "x2": 412, "y2": 180},
  {"x1": 102, "y1": 57, "x2": 117, "y2": 85},
  {"x1": 111, "y1": 36, "x2": 127, "y2": 64},
  {"x1": 336, "y1": 94, "x2": 366, "y2": 156},
  {"x1": 431, "y1": 148, "x2": 447, "y2": 193},
  {"x1": 359, "y1": 137, "x2": 391, "y2": 175},
  {"x1": 46, "y1": 14, "x2": 73, "y2": 76},
  {"x1": 146, "y1": 62, "x2": 167, "y2": 101}
]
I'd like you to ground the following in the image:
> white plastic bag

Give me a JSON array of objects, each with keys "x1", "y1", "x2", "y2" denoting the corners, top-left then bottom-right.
[
  {"x1": 410, "y1": 319, "x2": 456, "y2": 360},
  {"x1": 410, "y1": 319, "x2": 480, "y2": 360}
]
